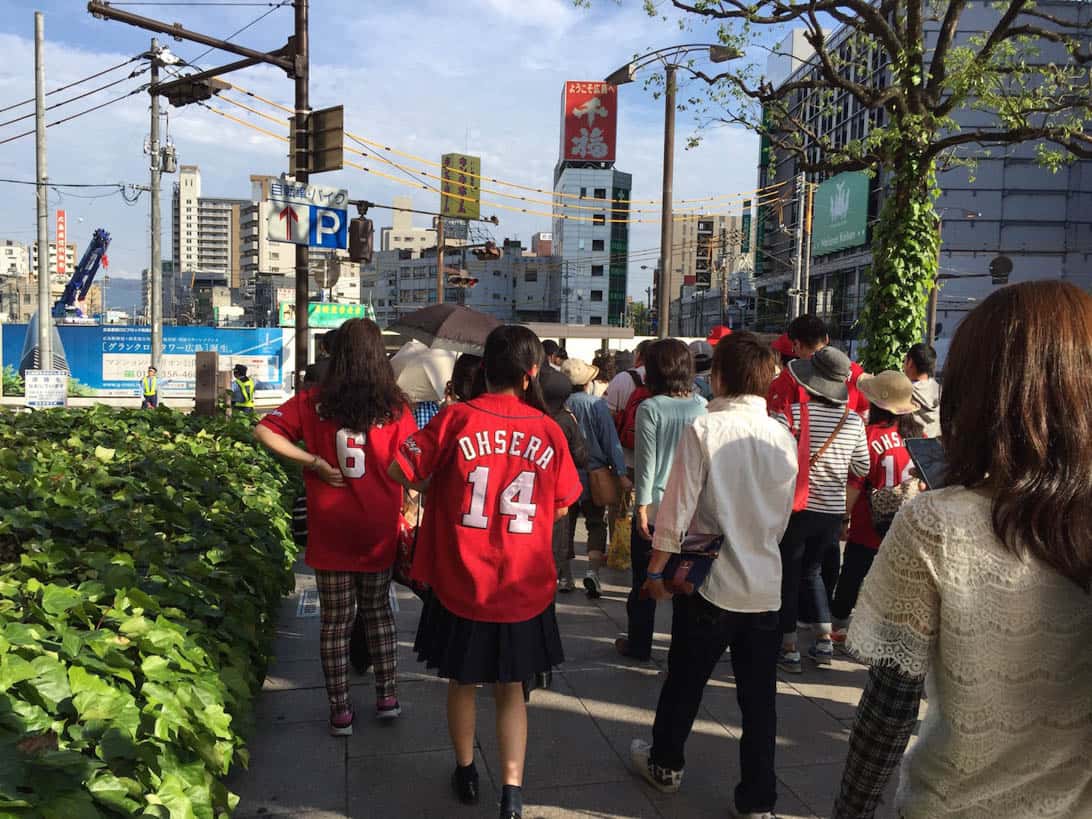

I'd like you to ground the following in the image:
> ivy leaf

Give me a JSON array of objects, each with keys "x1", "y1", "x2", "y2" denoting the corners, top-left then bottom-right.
[
  {"x1": 41, "y1": 584, "x2": 84, "y2": 616},
  {"x1": 88, "y1": 769, "x2": 142, "y2": 814},
  {"x1": 93, "y1": 446, "x2": 116, "y2": 462},
  {"x1": 23, "y1": 654, "x2": 72, "y2": 712},
  {"x1": 38, "y1": 787, "x2": 102, "y2": 819}
]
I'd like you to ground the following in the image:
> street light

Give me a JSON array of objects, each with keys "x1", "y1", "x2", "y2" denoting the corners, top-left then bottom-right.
[
  {"x1": 607, "y1": 43, "x2": 743, "y2": 339},
  {"x1": 926, "y1": 208, "x2": 981, "y2": 345}
]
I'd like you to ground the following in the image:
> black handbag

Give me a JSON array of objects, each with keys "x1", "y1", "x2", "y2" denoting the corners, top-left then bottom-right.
[{"x1": 661, "y1": 533, "x2": 724, "y2": 597}]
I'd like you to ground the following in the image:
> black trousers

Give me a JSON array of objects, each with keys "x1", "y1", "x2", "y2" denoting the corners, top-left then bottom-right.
[
  {"x1": 624, "y1": 521, "x2": 655, "y2": 660},
  {"x1": 830, "y1": 541, "x2": 877, "y2": 622},
  {"x1": 778, "y1": 510, "x2": 843, "y2": 636},
  {"x1": 651, "y1": 595, "x2": 780, "y2": 815}
]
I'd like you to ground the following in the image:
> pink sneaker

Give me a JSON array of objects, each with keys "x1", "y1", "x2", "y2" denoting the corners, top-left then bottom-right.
[
  {"x1": 376, "y1": 696, "x2": 401, "y2": 720},
  {"x1": 330, "y1": 707, "x2": 354, "y2": 736}
]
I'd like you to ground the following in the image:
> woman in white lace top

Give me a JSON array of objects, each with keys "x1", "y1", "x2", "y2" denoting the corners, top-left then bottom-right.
[{"x1": 834, "y1": 280, "x2": 1092, "y2": 819}]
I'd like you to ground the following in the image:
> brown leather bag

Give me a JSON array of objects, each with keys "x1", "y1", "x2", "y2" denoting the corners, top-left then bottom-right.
[{"x1": 588, "y1": 466, "x2": 620, "y2": 507}]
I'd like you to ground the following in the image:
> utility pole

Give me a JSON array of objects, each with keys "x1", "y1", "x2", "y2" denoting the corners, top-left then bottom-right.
[
  {"x1": 149, "y1": 37, "x2": 163, "y2": 369},
  {"x1": 656, "y1": 63, "x2": 676, "y2": 339},
  {"x1": 435, "y1": 217, "x2": 445, "y2": 305},
  {"x1": 292, "y1": 0, "x2": 309, "y2": 389},
  {"x1": 789, "y1": 171, "x2": 806, "y2": 320},
  {"x1": 34, "y1": 12, "x2": 52, "y2": 370}
]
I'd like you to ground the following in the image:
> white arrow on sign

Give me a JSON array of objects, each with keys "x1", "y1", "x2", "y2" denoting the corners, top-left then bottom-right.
[{"x1": 267, "y1": 199, "x2": 310, "y2": 244}]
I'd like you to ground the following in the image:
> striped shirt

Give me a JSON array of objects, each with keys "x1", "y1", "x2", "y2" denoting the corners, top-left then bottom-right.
[{"x1": 777, "y1": 402, "x2": 868, "y2": 514}]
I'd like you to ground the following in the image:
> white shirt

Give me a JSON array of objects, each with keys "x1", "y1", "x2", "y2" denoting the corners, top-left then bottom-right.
[
  {"x1": 651, "y1": 395, "x2": 798, "y2": 613},
  {"x1": 849, "y1": 486, "x2": 1092, "y2": 818}
]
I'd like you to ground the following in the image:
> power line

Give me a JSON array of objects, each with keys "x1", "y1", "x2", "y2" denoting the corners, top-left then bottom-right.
[
  {"x1": 0, "y1": 67, "x2": 149, "y2": 129},
  {"x1": 0, "y1": 178, "x2": 128, "y2": 187},
  {"x1": 0, "y1": 57, "x2": 141, "y2": 115},
  {"x1": 0, "y1": 87, "x2": 146, "y2": 146},
  {"x1": 185, "y1": 0, "x2": 291, "y2": 67}
]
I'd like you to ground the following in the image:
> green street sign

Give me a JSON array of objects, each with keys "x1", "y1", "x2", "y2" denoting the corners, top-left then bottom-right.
[
  {"x1": 812, "y1": 171, "x2": 869, "y2": 255},
  {"x1": 278, "y1": 301, "x2": 370, "y2": 328}
]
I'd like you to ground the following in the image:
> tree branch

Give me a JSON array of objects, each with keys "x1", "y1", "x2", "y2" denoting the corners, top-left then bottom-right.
[{"x1": 926, "y1": 0, "x2": 968, "y2": 105}]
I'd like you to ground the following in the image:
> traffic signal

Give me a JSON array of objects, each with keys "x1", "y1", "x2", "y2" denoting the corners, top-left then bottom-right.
[
  {"x1": 472, "y1": 241, "x2": 502, "y2": 260},
  {"x1": 349, "y1": 217, "x2": 374, "y2": 264},
  {"x1": 446, "y1": 268, "x2": 479, "y2": 288}
]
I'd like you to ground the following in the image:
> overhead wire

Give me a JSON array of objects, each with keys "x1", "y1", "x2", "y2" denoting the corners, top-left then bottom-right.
[
  {"x1": 200, "y1": 101, "x2": 767, "y2": 225},
  {"x1": 213, "y1": 91, "x2": 779, "y2": 217},
  {"x1": 218, "y1": 80, "x2": 785, "y2": 208},
  {"x1": 184, "y1": 0, "x2": 291, "y2": 67},
  {"x1": 0, "y1": 56, "x2": 142, "y2": 115},
  {"x1": 0, "y1": 86, "x2": 148, "y2": 146},
  {"x1": 0, "y1": 66, "x2": 150, "y2": 129}
]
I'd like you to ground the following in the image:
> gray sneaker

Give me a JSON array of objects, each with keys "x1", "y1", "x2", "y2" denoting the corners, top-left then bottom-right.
[
  {"x1": 557, "y1": 576, "x2": 575, "y2": 593},
  {"x1": 629, "y1": 739, "x2": 682, "y2": 794},
  {"x1": 583, "y1": 571, "x2": 602, "y2": 599}
]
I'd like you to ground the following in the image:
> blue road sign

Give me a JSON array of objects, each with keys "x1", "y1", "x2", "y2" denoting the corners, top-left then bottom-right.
[{"x1": 309, "y1": 206, "x2": 347, "y2": 249}]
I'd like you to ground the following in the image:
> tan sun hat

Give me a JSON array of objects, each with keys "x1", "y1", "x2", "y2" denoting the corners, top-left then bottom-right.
[
  {"x1": 857, "y1": 370, "x2": 917, "y2": 415},
  {"x1": 561, "y1": 358, "x2": 599, "y2": 387}
]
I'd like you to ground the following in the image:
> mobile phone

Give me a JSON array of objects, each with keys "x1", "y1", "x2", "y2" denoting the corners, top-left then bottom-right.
[{"x1": 905, "y1": 437, "x2": 948, "y2": 490}]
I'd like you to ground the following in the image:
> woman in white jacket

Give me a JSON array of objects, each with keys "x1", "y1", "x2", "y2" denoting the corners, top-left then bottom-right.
[{"x1": 627, "y1": 331, "x2": 799, "y2": 819}]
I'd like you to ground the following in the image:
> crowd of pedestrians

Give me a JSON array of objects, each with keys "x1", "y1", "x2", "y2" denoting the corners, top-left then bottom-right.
[{"x1": 254, "y1": 280, "x2": 1092, "y2": 819}]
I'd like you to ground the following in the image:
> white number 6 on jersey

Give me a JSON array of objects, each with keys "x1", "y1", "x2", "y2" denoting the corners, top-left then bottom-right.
[{"x1": 336, "y1": 429, "x2": 366, "y2": 478}]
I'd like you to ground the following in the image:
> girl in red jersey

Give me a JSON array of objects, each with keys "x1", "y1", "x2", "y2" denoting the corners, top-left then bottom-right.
[
  {"x1": 830, "y1": 370, "x2": 917, "y2": 644},
  {"x1": 254, "y1": 318, "x2": 417, "y2": 737},
  {"x1": 389, "y1": 326, "x2": 582, "y2": 819}
]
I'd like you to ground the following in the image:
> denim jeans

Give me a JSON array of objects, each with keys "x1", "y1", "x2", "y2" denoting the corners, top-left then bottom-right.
[
  {"x1": 778, "y1": 510, "x2": 843, "y2": 636},
  {"x1": 651, "y1": 595, "x2": 780, "y2": 815}
]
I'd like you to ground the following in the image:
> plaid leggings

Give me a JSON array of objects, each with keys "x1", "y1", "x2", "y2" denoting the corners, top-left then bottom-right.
[{"x1": 314, "y1": 569, "x2": 398, "y2": 708}]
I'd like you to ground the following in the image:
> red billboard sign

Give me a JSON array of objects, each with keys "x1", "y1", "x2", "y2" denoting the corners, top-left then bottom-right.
[
  {"x1": 55, "y1": 210, "x2": 66, "y2": 277},
  {"x1": 561, "y1": 81, "x2": 617, "y2": 163}
]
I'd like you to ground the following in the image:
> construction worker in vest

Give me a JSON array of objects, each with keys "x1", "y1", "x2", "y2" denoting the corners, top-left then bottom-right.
[
  {"x1": 232, "y1": 364, "x2": 255, "y2": 414},
  {"x1": 141, "y1": 366, "x2": 159, "y2": 409}
]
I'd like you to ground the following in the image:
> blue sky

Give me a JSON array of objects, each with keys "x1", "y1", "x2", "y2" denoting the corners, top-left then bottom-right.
[{"x1": 0, "y1": 0, "x2": 761, "y2": 301}]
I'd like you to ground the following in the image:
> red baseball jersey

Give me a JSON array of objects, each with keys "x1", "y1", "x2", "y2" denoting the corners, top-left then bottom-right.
[
  {"x1": 847, "y1": 422, "x2": 914, "y2": 549},
  {"x1": 259, "y1": 392, "x2": 416, "y2": 572},
  {"x1": 394, "y1": 393, "x2": 583, "y2": 623}
]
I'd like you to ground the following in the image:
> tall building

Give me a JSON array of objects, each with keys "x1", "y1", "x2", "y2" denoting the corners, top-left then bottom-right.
[
  {"x1": 172, "y1": 165, "x2": 246, "y2": 292},
  {"x1": 672, "y1": 214, "x2": 751, "y2": 298},
  {"x1": 754, "y1": 9, "x2": 1092, "y2": 345},
  {"x1": 531, "y1": 232, "x2": 553, "y2": 257},
  {"x1": 0, "y1": 240, "x2": 29, "y2": 278},
  {"x1": 551, "y1": 80, "x2": 631, "y2": 327},
  {"x1": 551, "y1": 168, "x2": 632, "y2": 326},
  {"x1": 31, "y1": 241, "x2": 77, "y2": 279},
  {"x1": 380, "y1": 195, "x2": 437, "y2": 255}
]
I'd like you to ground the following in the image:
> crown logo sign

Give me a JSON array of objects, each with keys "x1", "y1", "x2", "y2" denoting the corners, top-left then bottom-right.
[{"x1": 830, "y1": 181, "x2": 851, "y2": 223}]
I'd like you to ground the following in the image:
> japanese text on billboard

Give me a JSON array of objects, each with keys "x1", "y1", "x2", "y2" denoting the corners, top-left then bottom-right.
[
  {"x1": 56, "y1": 210, "x2": 66, "y2": 277},
  {"x1": 562, "y1": 81, "x2": 618, "y2": 163},
  {"x1": 441, "y1": 154, "x2": 481, "y2": 220}
]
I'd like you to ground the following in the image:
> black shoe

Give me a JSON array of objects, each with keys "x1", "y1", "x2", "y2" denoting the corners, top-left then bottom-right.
[
  {"x1": 535, "y1": 671, "x2": 552, "y2": 691},
  {"x1": 522, "y1": 678, "x2": 533, "y2": 703},
  {"x1": 451, "y1": 765, "x2": 480, "y2": 805},
  {"x1": 499, "y1": 811, "x2": 521, "y2": 819}
]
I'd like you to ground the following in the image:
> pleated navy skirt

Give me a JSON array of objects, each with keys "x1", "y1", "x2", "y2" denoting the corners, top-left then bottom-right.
[{"x1": 414, "y1": 592, "x2": 564, "y2": 685}]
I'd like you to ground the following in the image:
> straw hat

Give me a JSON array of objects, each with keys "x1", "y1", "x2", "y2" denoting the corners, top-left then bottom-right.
[
  {"x1": 788, "y1": 346, "x2": 851, "y2": 403},
  {"x1": 857, "y1": 371, "x2": 917, "y2": 415},
  {"x1": 561, "y1": 358, "x2": 599, "y2": 387}
]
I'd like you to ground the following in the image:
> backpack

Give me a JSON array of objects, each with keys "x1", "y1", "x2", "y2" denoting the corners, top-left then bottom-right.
[
  {"x1": 612, "y1": 370, "x2": 644, "y2": 436},
  {"x1": 618, "y1": 383, "x2": 651, "y2": 450}
]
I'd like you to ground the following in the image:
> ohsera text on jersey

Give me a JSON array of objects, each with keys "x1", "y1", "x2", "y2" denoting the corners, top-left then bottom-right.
[{"x1": 457, "y1": 429, "x2": 556, "y2": 470}]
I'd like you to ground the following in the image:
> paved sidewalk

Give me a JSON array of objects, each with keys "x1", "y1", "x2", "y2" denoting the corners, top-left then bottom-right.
[{"x1": 227, "y1": 544, "x2": 908, "y2": 818}]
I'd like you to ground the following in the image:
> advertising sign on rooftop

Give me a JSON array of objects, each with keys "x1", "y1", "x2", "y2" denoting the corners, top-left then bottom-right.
[
  {"x1": 811, "y1": 171, "x2": 870, "y2": 255},
  {"x1": 561, "y1": 81, "x2": 618, "y2": 163},
  {"x1": 441, "y1": 154, "x2": 481, "y2": 220}
]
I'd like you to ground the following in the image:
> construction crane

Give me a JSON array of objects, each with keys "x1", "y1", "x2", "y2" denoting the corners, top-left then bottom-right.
[{"x1": 53, "y1": 228, "x2": 111, "y2": 321}]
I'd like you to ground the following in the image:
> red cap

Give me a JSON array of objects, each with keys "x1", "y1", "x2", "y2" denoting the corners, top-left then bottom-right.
[
  {"x1": 706, "y1": 325, "x2": 733, "y2": 346},
  {"x1": 771, "y1": 333, "x2": 794, "y2": 356}
]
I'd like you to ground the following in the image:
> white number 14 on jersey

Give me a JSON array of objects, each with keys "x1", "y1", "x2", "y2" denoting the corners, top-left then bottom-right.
[{"x1": 462, "y1": 467, "x2": 538, "y2": 534}]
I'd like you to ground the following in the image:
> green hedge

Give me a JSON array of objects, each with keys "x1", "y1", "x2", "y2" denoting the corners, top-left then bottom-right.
[{"x1": 0, "y1": 406, "x2": 298, "y2": 818}]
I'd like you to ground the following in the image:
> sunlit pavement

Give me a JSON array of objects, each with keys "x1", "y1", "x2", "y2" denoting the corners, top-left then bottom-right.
[{"x1": 227, "y1": 527, "x2": 908, "y2": 818}]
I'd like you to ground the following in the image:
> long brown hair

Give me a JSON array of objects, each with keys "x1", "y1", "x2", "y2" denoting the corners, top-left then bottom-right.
[
  {"x1": 317, "y1": 318, "x2": 407, "y2": 431},
  {"x1": 942, "y1": 281, "x2": 1092, "y2": 591}
]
